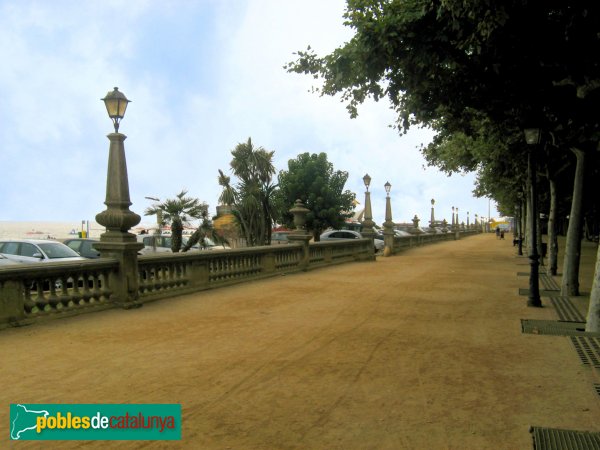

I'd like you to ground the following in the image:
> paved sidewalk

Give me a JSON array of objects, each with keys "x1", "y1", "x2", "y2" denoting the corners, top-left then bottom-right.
[{"x1": 2, "y1": 233, "x2": 599, "y2": 449}]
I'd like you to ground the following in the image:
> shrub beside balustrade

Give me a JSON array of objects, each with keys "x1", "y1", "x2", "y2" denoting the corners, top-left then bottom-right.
[{"x1": 0, "y1": 231, "x2": 479, "y2": 329}]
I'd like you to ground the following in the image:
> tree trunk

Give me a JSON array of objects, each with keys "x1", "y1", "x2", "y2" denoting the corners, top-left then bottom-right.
[
  {"x1": 547, "y1": 177, "x2": 559, "y2": 276},
  {"x1": 561, "y1": 148, "x2": 586, "y2": 296},
  {"x1": 536, "y1": 205, "x2": 543, "y2": 266},
  {"x1": 526, "y1": 187, "x2": 532, "y2": 256},
  {"x1": 171, "y1": 219, "x2": 183, "y2": 253},
  {"x1": 585, "y1": 243, "x2": 600, "y2": 332}
]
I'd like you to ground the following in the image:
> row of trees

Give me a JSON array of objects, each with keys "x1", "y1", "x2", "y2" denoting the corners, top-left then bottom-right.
[
  {"x1": 144, "y1": 138, "x2": 357, "y2": 252},
  {"x1": 286, "y1": 1, "x2": 600, "y2": 330}
]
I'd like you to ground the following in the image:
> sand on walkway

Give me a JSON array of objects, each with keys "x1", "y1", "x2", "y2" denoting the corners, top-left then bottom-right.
[{"x1": 2, "y1": 233, "x2": 599, "y2": 449}]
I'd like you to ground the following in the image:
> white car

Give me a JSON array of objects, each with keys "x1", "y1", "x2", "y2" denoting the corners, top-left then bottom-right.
[
  {"x1": 136, "y1": 234, "x2": 174, "y2": 255},
  {"x1": 319, "y1": 230, "x2": 385, "y2": 252},
  {"x1": 0, "y1": 239, "x2": 86, "y2": 263}
]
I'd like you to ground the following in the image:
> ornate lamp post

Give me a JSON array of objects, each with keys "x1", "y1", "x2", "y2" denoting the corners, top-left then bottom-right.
[
  {"x1": 429, "y1": 199, "x2": 436, "y2": 231},
  {"x1": 524, "y1": 127, "x2": 542, "y2": 307},
  {"x1": 475, "y1": 213, "x2": 479, "y2": 230},
  {"x1": 467, "y1": 211, "x2": 470, "y2": 229},
  {"x1": 383, "y1": 181, "x2": 394, "y2": 256},
  {"x1": 95, "y1": 87, "x2": 144, "y2": 307},
  {"x1": 361, "y1": 174, "x2": 375, "y2": 240}
]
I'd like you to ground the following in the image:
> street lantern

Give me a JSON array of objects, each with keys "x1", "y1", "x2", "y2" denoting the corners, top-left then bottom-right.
[
  {"x1": 102, "y1": 87, "x2": 131, "y2": 133},
  {"x1": 384, "y1": 181, "x2": 391, "y2": 195},
  {"x1": 524, "y1": 128, "x2": 541, "y2": 145},
  {"x1": 363, "y1": 173, "x2": 372, "y2": 191}
]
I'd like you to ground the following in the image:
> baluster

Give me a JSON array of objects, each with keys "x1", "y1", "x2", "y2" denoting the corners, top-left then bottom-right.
[
  {"x1": 34, "y1": 280, "x2": 47, "y2": 312},
  {"x1": 91, "y1": 274, "x2": 102, "y2": 301},
  {"x1": 82, "y1": 273, "x2": 93, "y2": 304},
  {"x1": 60, "y1": 277, "x2": 72, "y2": 308},
  {"x1": 23, "y1": 281, "x2": 36, "y2": 314},
  {"x1": 47, "y1": 277, "x2": 61, "y2": 310}
]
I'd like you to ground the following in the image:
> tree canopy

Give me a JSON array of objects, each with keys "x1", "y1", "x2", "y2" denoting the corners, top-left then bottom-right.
[{"x1": 276, "y1": 152, "x2": 356, "y2": 240}]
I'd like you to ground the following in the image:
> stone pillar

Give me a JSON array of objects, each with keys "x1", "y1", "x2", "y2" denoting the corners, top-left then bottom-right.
[
  {"x1": 451, "y1": 207, "x2": 456, "y2": 230},
  {"x1": 287, "y1": 199, "x2": 312, "y2": 271},
  {"x1": 95, "y1": 132, "x2": 144, "y2": 308},
  {"x1": 467, "y1": 211, "x2": 470, "y2": 229}
]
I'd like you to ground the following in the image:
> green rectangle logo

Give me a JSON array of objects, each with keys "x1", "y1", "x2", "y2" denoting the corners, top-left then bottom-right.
[{"x1": 10, "y1": 404, "x2": 181, "y2": 440}]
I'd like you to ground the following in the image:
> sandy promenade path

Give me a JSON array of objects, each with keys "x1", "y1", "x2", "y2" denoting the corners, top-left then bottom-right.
[{"x1": 2, "y1": 233, "x2": 599, "y2": 449}]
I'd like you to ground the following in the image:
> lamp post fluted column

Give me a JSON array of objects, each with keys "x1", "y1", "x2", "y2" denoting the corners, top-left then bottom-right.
[{"x1": 383, "y1": 182, "x2": 394, "y2": 256}]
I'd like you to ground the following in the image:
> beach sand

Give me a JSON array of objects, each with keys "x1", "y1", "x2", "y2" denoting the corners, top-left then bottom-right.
[{"x1": 0, "y1": 221, "x2": 157, "y2": 241}]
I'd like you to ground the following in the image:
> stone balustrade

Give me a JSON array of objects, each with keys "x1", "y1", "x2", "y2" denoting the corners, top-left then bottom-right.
[
  {"x1": 0, "y1": 230, "x2": 478, "y2": 329},
  {"x1": 0, "y1": 258, "x2": 118, "y2": 327}
]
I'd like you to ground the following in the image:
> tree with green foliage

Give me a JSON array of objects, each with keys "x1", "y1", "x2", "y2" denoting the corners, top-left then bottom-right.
[
  {"x1": 276, "y1": 152, "x2": 356, "y2": 241},
  {"x1": 287, "y1": 0, "x2": 600, "y2": 328},
  {"x1": 218, "y1": 138, "x2": 278, "y2": 246},
  {"x1": 144, "y1": 190, "x2": 207, "y2": 252}
]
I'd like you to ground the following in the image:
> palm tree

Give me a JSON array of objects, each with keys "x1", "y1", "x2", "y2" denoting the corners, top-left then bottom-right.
[
  {"x1": 181, "y1": 208, "x2": 229, "y2": 251},
  {"x1": 218, "y1": 138, "x2": 278, "y2": 246},
  {"x1": 144, "y1": 190, "x2": 207, "y2": 252}
]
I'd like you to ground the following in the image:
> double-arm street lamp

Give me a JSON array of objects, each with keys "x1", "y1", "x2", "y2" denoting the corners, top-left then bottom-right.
[{"x1": 524, "y1": 128, "x2": 542, "y2": 307}]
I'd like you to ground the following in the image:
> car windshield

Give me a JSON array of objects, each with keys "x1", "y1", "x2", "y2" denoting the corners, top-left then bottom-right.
[{"x1": 38, "y1": 243, "x2": 81, "y2": 259}]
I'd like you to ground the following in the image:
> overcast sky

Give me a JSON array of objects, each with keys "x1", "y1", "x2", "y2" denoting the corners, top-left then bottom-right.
[{"x1": 0, "y1": 0, "x2": 497, "y2": 227}]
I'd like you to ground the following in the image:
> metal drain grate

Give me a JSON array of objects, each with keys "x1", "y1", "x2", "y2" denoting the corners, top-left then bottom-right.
[
  {"x1": 519, "y1": 288, "x2": 563, "y2": 297},
  {"x1": 570, "y1": 336, "x2": 600, "y2": 368},
  {"x1": 540, "y1": 273, "x2": 561, "y2": 291},
  {"x1": 530, "y1": 426, "x2": 600, "y2": 449},
  {"x1": 521, "y1": 319, "x2": 594, "y2": 337},
  {"x1": 550, "y1": 296, "x2": 586, "y2": 322}
]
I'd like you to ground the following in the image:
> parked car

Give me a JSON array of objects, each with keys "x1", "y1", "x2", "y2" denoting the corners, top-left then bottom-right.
[
  {"x1": 0, "y1": 253, "x2": 19, "y2": 266},
  {"x1": 63, "y1": 238, "x2": 101, "y2": 259},
  {"x1": 0, "y1": 239, "x2": 86, "y2": 263},
  {"x1": 136, "y1": 235, "x2": 174, "y2": 255},
  {"x1": 394, "y1": 229, "x2": 412, "y2": 237},
  {"x1": 319, "y1": 230, "x2": 385, "y2": 252}
]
